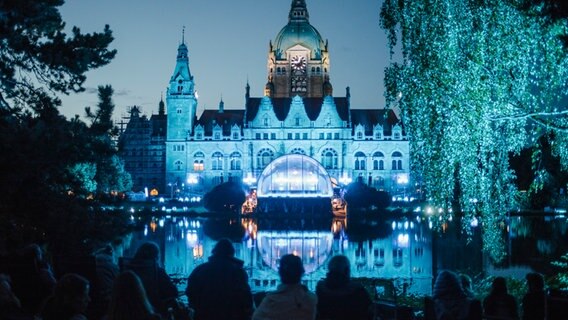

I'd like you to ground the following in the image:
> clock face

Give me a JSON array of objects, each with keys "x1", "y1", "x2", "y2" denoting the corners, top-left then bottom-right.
[{"x1": 291, "y1": 55, "x2": 306, "y2": 71}]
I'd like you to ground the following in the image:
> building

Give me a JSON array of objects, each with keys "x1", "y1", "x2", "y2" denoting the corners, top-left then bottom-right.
[
  {"x1": 118, "y1": 103, "x2": 166, "y2": 194},
  {"x1": 122, "y1": 0, "x2": 410, "y2": 196}
]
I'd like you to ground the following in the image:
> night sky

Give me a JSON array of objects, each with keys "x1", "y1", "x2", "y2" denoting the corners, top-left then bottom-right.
[{"x1": 58, "y1": 0, "x2": 393, "y2": 120}]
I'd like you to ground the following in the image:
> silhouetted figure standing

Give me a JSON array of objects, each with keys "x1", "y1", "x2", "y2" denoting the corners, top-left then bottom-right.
[
  {"x1": 459, "y1": 274, "x2": 475, "y2": 299},
  {"x1": 315, "y1": 255, "x2": 372, "y2": 320},
  {"x1": 185, "y1": 238, "x2": 253, "y2": 320},
  {"x1": 0, "y1": 273, "x2": 34, "y2": 320},
  {"x1": 424, "y1": 270, "x2": 482, "y2": 320},
  {"x1": 483, "y1": 277, "x2": 519, "y2": 320},
  {"x1": 40, "y1": 273, "x2": 91, "y2": 320},
  {"x1": 253, "y1": 254, "x2": 317, "y2": 320},
  {"x1": 106, "y1": 271, "x2": 161, "y2": 320},
  {"x1": 15, "y1": 243, "x2": 57, "y2": 315},
  {"x1": 131, "y1": 242, "x2": 178, "y2": 316},
  {"x1": 521, "y1": 272, "x2": 546, "y2": 320}
]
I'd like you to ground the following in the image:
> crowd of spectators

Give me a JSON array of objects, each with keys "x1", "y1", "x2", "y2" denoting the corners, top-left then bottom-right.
[{"x1": 0, "y1": 240, "x2": 564, "y2": 320}]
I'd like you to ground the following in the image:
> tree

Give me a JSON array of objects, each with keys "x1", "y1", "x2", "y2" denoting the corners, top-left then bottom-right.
[
  {"x1": 0, "y1": 1, "x2": 127, "y2": 253},
  {"x1": 344, "y1": 182, "x2": 391, "y2": 211},
  {"x1": 0, "y1": 0, "x2": 116, "y2": 113},
  {"x1": 203, "y1": 182, "x2": 246, "y2": 213},
  {"x1": 380, "y1": 0, "x2": 568, "y2": 262}
]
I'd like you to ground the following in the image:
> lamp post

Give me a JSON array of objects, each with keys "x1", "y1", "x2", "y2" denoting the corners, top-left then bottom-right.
[{"x1": 168, "y1": 183, "x2": 173, "y2": 200}]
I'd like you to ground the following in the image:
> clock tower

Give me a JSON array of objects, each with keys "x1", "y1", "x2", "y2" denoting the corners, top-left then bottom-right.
[{"x1": 265, "y1": 0, "x2": 332, "y2": 98}]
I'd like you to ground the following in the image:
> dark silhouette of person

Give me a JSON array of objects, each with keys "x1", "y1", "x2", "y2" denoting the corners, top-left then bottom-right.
[
  {"x1": 40, "y1": 273, "x2": 91, "y2": 320},
  {"x1": 483, "y1": 276, "x2": 519, "y2": 320},
  {"x1": 521, "y1": 272, "x2": 546, "y2": 320},
  {"x1": 106, "y1": 270, "x2": 161, "y2": 320},
  {"x1": 0, "y1": 273, "x2": 34, "y2": 320},
  {"x1": 12, "y1": 243, "x2": 57, "y2": 315},
  {"x1": 131, "y1": 242, "x2": 178, "y2": 316},
  {"x1": 459, "y1": 274, "x2": 475, "y2": 299},
  {"x1": 424, "y1": 270, "x2": 482, "y2": 320},
  {"x1": 315, "y1": 255, "x2": 372, "y2": 320},
  {"x1": 185, "y1": 238, "x2": 253, "y2": 320},
  {"x1": 93, "y1": 244, "x2": 120, "y2": 319},
  {"x1": 253, "y1": 254, "x2": 317, "y2": 320}
]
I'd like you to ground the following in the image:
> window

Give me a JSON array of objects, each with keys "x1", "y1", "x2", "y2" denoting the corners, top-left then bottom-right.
[
  {"x1": 334, "y1": 133, "x2": 339, "y2": 139},
  {"x1": 257, "y1": 148, "x2": 274, "y2": 169},
  {"x1": 295, "y1": 117, "x2": 301, "y2": 126},
  {"x1": 288, "y1": 133, "x2": 293, "y2": 140},
  {"x1": 321, "y1": 148, "x2": 338, "y2": 169},
  {"x1": 196, "y1": 132, "x2": 203, "y2": 140},
  {"x1": 375, "y1": 130, "x2": 383, "y2": 140},
  {"x1": 193, "y1": 160, "x2": 204, "y2": 171},
  {"x1": 263, "y1": 133, "x2": 269, "y2": 140},
  {"x1": 355, "y1": 151, "x2": 366, "y2": 170},
  {"x1": 393, "y1": 248, "x2": 403, "y2": 267},
  {"x1": 264, "y1": 117, "x2": 269, "y2": 126},
  {"x1": 212, "y1": 152, "x2": 223, "y2": 170},
  {"x1": 290, "y1": 148, "x2": 305, "y2": 155},
  {"x1": 173, "y1": 145, "x2": 185, "y2": 152},
  {"x1": 230, "y1": 152, "x2": 242, "y2": 170},
  {"x1": 271, "y1": 133, "x2": 276, "y2": 140},
  {"x1": 357, "y1": 131, "x2": 363, "y2": 140},
  {"x1": 319, "y1": 133, "x2": 324, "y2": 139},
  {"x1": 256, "y1": 133, "x2": 261, "y2": 140},
  {"x1": 302, "y1": 133, "x2": 308, "y2": 140},
  {"x1": 373, "y1": 152, "x2": 385, "y2": 170},
  {"x1": 174, "y1": 160, "x2": 183, "y2": 171},
  {"x1": 374, "y1": 248, "x2": 385, "y2": 267},
  {"x1": 295, "y1": 133, "x2": 300, "y2": 140},
  {"x1": 177, "y1": 109, "x2": 182, "y2": 114},
  {"x1": 232, "y1": 132, "x2": 239, "y2": 140},
  {"x1": 392, "y1": 152, "x2": 403, "y2": 170},
  {"x1": 194, "y1": 152, "x2": 205, "y2": 171},
  {"x1": 214, "y1": 132, "x2": 221, "y2": 140},
  {"x1": 327, "y1": 133, "x2": 332, "y2": 140}
]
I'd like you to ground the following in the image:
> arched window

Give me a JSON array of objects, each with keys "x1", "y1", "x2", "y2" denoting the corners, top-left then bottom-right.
[
  {"x1": 321, "y1": 148, "x2": 338, "y2": 169},
  {"x1": 174, "y1": 160, "x2": 183, "y2": 171},
  {"x1": 193, "y1": 152, "x2": 204, "y2": 171},
  {"x1": 212, "y1": 152, "x2": 224, "y2": 170},
  {"x1": 392, "y1": 151, "x2": 403, "y2": 170},
  {"x1": 230, "y1": 152, "x2": 242, "y2": 170},
  {"x1": 373, "y1": 151, "x2": 385, "y2": 170},
  {"x1": 257, "y1": 148, "x2": 274, "y2": 169},
  {"x1": 264, "y1": 117, "x2": 270, "y2": 126},
  {"x1": 290, "y1": 148, "x2": 306, "y2": 155},
  {"x1": 193, "y1": 159, "x2": 204, "y2": 171},
  {"x1": 354, "y1": 151, "x2": 366, "y2": 170}
]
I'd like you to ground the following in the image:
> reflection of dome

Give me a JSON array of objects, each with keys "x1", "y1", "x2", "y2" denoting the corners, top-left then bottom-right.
[
  {"x1": 257, "y1": 154, "x2": 333, "y2": 198},
  {"x1": 256, "y1": 230, "x2": 333, "y2": 273}
]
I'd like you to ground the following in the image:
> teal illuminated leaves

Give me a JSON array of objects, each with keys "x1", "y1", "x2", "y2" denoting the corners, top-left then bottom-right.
[{"x1": 380, "y1": 0, "x2": 568, "y2": 262}]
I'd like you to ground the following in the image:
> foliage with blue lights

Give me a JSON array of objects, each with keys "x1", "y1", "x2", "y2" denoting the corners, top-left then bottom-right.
[{"x1": 380, "y1": 0, "x2": 568, "y2": 262}]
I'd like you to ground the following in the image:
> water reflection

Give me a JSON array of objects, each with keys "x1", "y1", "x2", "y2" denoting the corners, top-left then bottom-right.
[{"x1": 125, "y1": 215, "x2": 434, "y2": 295}]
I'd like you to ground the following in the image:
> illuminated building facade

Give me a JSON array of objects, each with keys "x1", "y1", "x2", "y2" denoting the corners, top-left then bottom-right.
[{"x1": 121, "y1": 0, "x2": 410, "y2": 195}]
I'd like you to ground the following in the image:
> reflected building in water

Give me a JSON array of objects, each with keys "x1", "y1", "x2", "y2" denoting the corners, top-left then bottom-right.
[{"x1": 126, "y1": 215, "x2": 433, "y2": 296}]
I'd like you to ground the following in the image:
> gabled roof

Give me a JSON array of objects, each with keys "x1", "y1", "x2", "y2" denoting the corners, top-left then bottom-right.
[
  {"x1": 350, "y1": 109, "x2": 402, "y2": 135},
  {"x1": 196, "y1": 109, "x2": 244, "y2": 135},
  {"x1": 245, "y1": 97, "x2": 350, "y2": 122}
]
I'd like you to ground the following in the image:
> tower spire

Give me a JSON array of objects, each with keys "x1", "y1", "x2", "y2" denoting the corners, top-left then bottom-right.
[
  {"x1": 289, "y1": 0, "x2": 309, "y2": 22},
  {"x1": 182, "y1": 26, "x2": 185, "y2": 44}
]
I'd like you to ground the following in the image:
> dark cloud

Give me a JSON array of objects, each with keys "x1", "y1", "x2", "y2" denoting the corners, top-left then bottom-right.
[{"x1": 84, "y1": 87, "x2": 130, "y2": 96}]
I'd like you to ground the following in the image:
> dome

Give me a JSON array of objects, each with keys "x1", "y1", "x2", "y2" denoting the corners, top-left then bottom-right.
[
  {"x1": 257, "y1": 154, "x2": 333, "y2": 198},
  {"x1": 273, "y1": 22, "x2": 325, "y2": 59}
]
